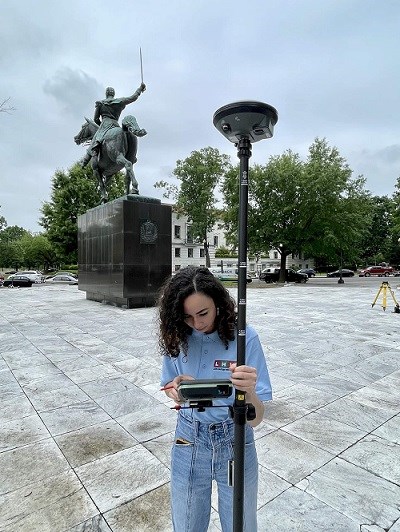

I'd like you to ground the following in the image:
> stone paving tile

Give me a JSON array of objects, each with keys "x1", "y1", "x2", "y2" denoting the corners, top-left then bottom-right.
[
  {"x1": 65, "y1": 515, "x2": 112, "y2": 532},
  {"x1": 282, "y1": 411, "x2": 367, "y2": 454},
  {"x1": 262, "y1": 398, "x2": 310, "y2": 429},
  {"x1": 0, "y1": 414, "x2": 50, "y2": 452},
  {"x1": 257, "y1": 486, "x2": 360, "y2": 531},
  {"x1": 274, "y1": 382, "x2": 338, "y2": 410},
  {"x1": 1, "y1": 349, "x2": 50, "y2": 370},
  {"x1": 75, "y1": 446, "x2": 170, "y2": 513},
  {"x1": 0, "y1": 394, "x2": 36, "y2": 423},
  {"x1": 53, "y1": 355, "x2": 102, "y2": 373},
  {"x1": 372, "y1": 414, "x2": 400, "y2": 445},
  {"x1": 103, "y1": 483, "x2": 171, "y2": 532},
  {"x1": 340, "y1": 434, "x2": 400, "y2": 485},
  {"x1": 0, "y1": 439, "x2": 70, "y2": 495},
  {"x1": 389, "y1": 518, "x2": 400, "y2": 531},
  {"x1": 347, "y1": 380, "x2": 400, "y2": 416},
  {"x1": 297, "y1": 457, "x2": 400, "y2": 529},
  {"x1": 12, "y1": 362, "x2": 63, "y2": 387},
  {"x1": 115, "y1": 360, "x2": 161, "y2": 388},
  {"x1": 305, "y1": 373, "x2": 364, "y2": 397},
  {"x1": 116, "y1": 403, "x2": 178, "y2": 443},
  {"x1": 94, "y1": 387, "x2": 160, "y2": 419},
  {"x1": 22, "y1": 372, "x2": 76, "y2": 393},
  {"x1": 256, "y1": 430, "x2": 334, "y2": 485},
  {"x1": 0, "y1": 470, "x2": 98, "y2": 532},
  {"x1": 79, "y1": 376, "x2": 137, "y2": 400},
  {"x1": 55, "y1": 420, "x2": 138, "y2": 468},
  {"x1": 40, "y1": 400, "x2": 111, "y2": 436},
  {"x1": 25, "y1": 384, "x2": 91, "y2": 412},
  {"x1": 142, "y1": 432, "x2": 174, "y2": 469},
  {"x1": 316, "y1": 395, "x2": 394, "y2": 432},
  {"x1": 63, "y1": 364, "x2": 122, "y2": 384}
]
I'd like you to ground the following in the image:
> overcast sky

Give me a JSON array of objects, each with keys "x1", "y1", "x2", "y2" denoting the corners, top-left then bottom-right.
[{"x1": 1, "y1": 0, "x2": 400, "y2": 232}]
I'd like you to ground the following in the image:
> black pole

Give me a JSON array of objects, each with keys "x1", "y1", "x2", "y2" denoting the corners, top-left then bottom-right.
[
  {"x1": 233, "y1": 137, "x2": 252, "y2": 532},
  {"x1": 212, "y1": 100, "x2": 278, "y2": 532}
]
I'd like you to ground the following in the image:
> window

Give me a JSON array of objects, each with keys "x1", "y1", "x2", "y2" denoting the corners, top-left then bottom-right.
[
  {"x1": 186, "y1": 226, "x2": 193, "y2": 244},
  {"x1": 213, "y1": 235, "x2": 218, "y2": 246},
  {"x1": 200, "y1": 248, "x2": 205, "y2": 258},
  {"x1": 174, "y1": 225, "x2": 181, "y2": 239},
  {"x1": 175, "y1": 248, "x2": 181, "y2": 258},
  {"x1": 175, "y1": 265, "x2": 181, "y2": 271},
  {"x1": 274, "y1": 252, "x2": 278, "y2": 259},
  {"x1": 188, "y1": 248, "x2": 194, "y2": 258}
]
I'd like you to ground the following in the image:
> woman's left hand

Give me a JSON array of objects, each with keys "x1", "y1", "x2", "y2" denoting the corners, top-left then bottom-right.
[{"x1": 229, "y1": 363, "x2": 257, "y2": 394}]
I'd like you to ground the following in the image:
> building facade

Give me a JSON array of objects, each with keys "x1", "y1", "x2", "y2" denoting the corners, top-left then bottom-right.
[{"x1": 170, "y1": 209, "x2": 314, "y2": 275}]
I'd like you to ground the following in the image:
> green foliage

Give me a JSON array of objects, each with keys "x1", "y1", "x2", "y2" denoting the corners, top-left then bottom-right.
[
  {"x1": 215, "y1": 246, "x2": 237, "y2": 258},
  {"x1": 358, "y1": 195, "x2": 394, "y2": 266},
  {"x1": 39, "y1": 163, "x2": 124, "y2": 263},
  {"x1": 0, "y1": 225, "x2": 29, "y2": 269},
  {"x1": 155, "y1": 147, "x2": 230, "y2": 267},
  {"x1": 221, "y1": 138, "x2": 371, "y2": 279},
  {"x1": 0, "y1": 226, "x2": 57, "y2": 270},
  {"x1": 20, "y1": 234, "x2": 57, "y2": 270},
  {"x1": 0, "y1": 206, "x2": 6, "y2": 231}
]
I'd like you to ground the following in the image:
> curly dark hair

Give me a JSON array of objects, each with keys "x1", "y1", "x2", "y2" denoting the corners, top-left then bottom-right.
[{"x1": 157, "y1": 266, "x2": 237, "y2": 357}]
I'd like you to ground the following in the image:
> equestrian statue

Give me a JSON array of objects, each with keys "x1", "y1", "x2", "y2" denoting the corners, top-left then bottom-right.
[{"x1": 74, "y1": 83, "x2": 146, "y2": 202}]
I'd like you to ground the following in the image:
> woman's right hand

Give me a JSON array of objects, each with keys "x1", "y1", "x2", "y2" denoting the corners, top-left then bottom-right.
[{"x1": 164, "y1": 374, "x2": 194, "y2": 403}]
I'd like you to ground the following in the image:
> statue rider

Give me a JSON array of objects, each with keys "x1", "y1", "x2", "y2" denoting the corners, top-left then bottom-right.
[{"x1": 80, "y1": 83, "x2": 146, "y2": 167}]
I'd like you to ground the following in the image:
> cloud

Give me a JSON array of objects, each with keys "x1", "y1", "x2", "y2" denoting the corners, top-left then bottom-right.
[{"x1": 43, "y1": 68, "x2": 103, "y2": 118}]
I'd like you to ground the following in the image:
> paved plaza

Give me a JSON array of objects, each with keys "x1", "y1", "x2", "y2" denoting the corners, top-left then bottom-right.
[{"x1": 0, "y1": 278, "x2": 400, "y2": 531}]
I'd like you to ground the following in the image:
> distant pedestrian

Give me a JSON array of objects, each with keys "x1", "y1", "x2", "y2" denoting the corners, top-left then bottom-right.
[{"x1": 157, "y1": 266, "x2": 272, "y2": 531}]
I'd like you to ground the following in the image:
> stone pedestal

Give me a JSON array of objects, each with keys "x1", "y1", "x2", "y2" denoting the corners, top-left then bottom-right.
[{"x1": 78, "y1": 195, "x2": 172, "y2": 308}]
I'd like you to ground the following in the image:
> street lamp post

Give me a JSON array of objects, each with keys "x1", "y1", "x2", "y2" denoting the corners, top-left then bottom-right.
[
  {"x1": 338, "y1": 249, "x2": 344, "y2": 284},
  {"x1": 213, "y1": 101, "x2": 278, "y2": 532}
]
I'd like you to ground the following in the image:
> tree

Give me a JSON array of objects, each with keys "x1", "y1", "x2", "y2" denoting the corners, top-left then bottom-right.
[
  {"x1": 40, "y1": 163, "x2": 124, "y2": 264},
  {"x1": 221, "y1": 138, "x2": 371, "y2": 281},
  {"x1": 155, "y1": 147, "x2": 230, "y2": 267},
  {"x1": 19, "y1": 234, "x2": 57, "y2": 270},
  {"x1": 0, "y1": 225, "x2": 29, "y2": 269},
  {"x1": 0, "y1": 206, "x2": 6, "y2": 231},
  {"x1": 388, "y1": 177, "x2": 400, "y2": 266},
  {"x1": 359, "y1": 195, "x2": 394, "y2": 266}
]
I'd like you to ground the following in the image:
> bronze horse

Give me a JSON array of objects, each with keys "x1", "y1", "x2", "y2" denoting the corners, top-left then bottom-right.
[{"x1": 74, "y1": 115, "x2": 146, "y2": 202}]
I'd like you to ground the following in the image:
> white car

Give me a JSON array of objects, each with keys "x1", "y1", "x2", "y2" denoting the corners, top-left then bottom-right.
[
  {"x1": 9, "y1": 270, "x2": 45, "y2": 283},
  {"x1": 208, "y1": 268, "x2": 252, "y2": 283},
  {"x1": 47, "y1": 274, "x2": 78, "y2": 285}
]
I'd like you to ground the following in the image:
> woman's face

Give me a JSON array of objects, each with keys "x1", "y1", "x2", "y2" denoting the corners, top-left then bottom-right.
[{"x1": 183, "y1": 292, "x2": 217, "y2": 334}]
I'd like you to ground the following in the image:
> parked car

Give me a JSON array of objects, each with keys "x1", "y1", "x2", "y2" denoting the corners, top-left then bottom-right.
[
  {"x1": 327, "y1": 269, "x2": 355, "y2": 278},
  {"x1": 359, "y1": 265, "x2": 394, "y2": 277},
  {"x1": 260, "y1": 268, "x2": 308, "y2": 283},
  {"x1": 3, "y1": 275, "x2": 33, "y2": 287},
  {"x1": 208, "y1": 268, "x2": 252, "y2": 283},
  {"x1": 47, "y1": 274, "x2": 78, "y2": 285},
  {"x1": 46, "y1": 271, "x2": 78, "y2": 280},
  {"x1": 297, "y1": 268, "x2": 316, "y2": 278},
  {"x1": 8, "y1": 270, "x2": 45, "y2": 283}
]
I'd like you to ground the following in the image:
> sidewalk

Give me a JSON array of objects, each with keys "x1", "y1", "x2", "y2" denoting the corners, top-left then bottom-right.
[{"x1": 0, "y1": 280, "x2": 399, "y2": 531}]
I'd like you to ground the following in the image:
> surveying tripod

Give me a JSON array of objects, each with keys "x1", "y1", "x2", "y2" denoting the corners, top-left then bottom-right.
[{"x1": 371, "y1": 281, "x2": 400, "y2": 312}]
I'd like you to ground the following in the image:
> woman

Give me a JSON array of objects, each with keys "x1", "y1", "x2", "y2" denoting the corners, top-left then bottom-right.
[{"x1": 158, "y1": 266, "x2": 272, "y2": 532}]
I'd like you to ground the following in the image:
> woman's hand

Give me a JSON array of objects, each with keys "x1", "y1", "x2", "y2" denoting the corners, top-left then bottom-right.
[
  {"x1": 230, "y1": 364, "x2": 265, "y2": 427},
  {"x1": 163, "y1": 374, "x2": 194, "y2": 404},
  {"x1": 229, "y1": 364, "x2": 257, "y2": 394}
]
